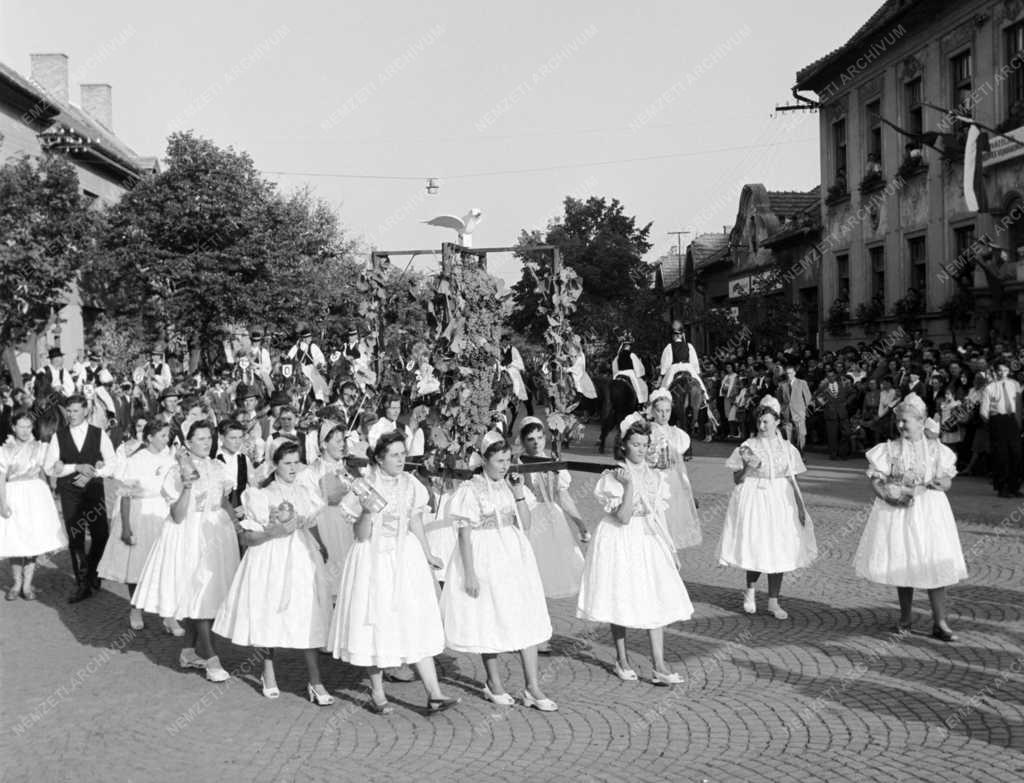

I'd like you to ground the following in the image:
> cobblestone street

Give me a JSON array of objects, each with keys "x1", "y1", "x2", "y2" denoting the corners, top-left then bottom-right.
[{"x1": 2, "y1": 448, "x2": 1023, "y2": 782}]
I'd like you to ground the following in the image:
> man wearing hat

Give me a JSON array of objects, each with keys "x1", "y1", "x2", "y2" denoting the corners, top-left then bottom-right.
[
  {"x1": 75, "y1": 351, "x2": 105, "y2": 390},
  {"x1": 342, "y1": 326, "x2": 376, "y2": 390},
  {"x1": 233, "y1": 384, "x2": 268, "y2": 467},
  {"x1": 35, "y1": 347, "x2": 76, "y2": 403},
  {"x1": 140, "y1": 347, "x2": 173, "y2": 395},
  {"x1": 286, "y1": 325, "x2": 330, "y2": 402},
  {"x1": 611, "y1": 332, "x2": 649, "y2": 406},
  {"x1": 246, "y1": 328, "x2": 274, "y2": 393},
  {"x1": 156, "y1": 386, "x2": 185, "y2": 446},
  {"x1": 286, "y1": 324, "x2": 326, "y2": 369}
]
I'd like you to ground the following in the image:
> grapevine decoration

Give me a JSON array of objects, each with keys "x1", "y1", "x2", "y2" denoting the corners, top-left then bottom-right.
[
  {"x1": 521, "y1": 249, "x2": 585, "y2": 457},
  {"x1": 428, "y1": 243, "x2": 504, "y2": 459}
]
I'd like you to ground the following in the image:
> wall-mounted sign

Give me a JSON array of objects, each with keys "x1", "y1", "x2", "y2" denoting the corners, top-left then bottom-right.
[
  {"x1": 728, "y1": 270, "x2": 783, "y2": 299},
  {"x1": 982, "y1": 126, "x2": 1024, "y2": 168}
]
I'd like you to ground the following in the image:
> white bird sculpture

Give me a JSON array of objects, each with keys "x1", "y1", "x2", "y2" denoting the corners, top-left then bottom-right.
[{"x1": 422, "y1": 208, "x2": 483, "y2": 247}]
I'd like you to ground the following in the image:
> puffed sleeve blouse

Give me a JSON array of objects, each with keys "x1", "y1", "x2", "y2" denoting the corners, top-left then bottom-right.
[{"x1": 447, "y1": 475, "x2": 537, "y2": 529}]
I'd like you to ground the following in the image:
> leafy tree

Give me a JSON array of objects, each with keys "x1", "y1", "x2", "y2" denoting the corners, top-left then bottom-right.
[
  {"x1": 511, "y1": 196, "x2": 653, "y2": 343},
  {"x1": 81, "y1": 132, "x2": 359, "y2": 372},
  {"x1": 0, "y1": 154, "x2": 98, "y2": 378}
]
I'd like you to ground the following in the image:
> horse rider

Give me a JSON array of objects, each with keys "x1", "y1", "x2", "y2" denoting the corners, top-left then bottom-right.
[
  {"x1": 286, "y1": 324, "x2": 329, "y2": 402},
  {"x1": 341, "y1": 326, "x2": 376, "y2": 390},
  {"x1": 247, "y1": 328, "x2": 275, "y2": 393},
  {"x1": 499, "y1": 334, "x2": 530, "y2": 407},
  {"x1": 611, "y1": 332, "x2": 648, "y2": 406},
  {"x1": 35, "y1": 347, "x2": 76, "y2": 403}
]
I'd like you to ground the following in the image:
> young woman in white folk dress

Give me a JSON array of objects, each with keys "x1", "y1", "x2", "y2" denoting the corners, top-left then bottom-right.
[
  {"x1": 719, "y1": 396, "x2": 817, "y2": 620},
  {"x1": 214, "y1": 441, "x2": 335, "y2": 705},
  {"x1": 297, "y1": 421, "x2": 355, "y2": 594},
  {"x1": 0, "y1": 410, "x2": 68, "y2": 600},
  {"x1": 517, "y1": 417, "x2": 587, "y2": 599},
  {"x1": 97, "y1": 420, "x2": 176, "y2": 631},
  {"x1": 853, "y1": 393, "x2": 967, "y2": 641},
  {"x1": 327, "y1": 430, "x2": 459, "y2": 714},
  {"x1": 646, "y1": 390, "x2": 702, "y2": 550},
  {"x1": 577, "y1": 414, "x2": 692, "y2": 685},
  {"x1": 441, "y1": 431, "x2": 558, "y2": 711},
  {"x1": 132, "y1": 421, "x2": 240, "y2": 682}
]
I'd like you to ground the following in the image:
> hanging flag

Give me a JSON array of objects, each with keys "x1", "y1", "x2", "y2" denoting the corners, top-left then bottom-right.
[{"x1": 963, "y1": 123, "x2": 990, "y2": 212}]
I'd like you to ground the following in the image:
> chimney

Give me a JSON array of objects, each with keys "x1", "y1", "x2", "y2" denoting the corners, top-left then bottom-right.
[
  {"x1": 30, "y1": 53, "x2": 69, "y2": 103},
  {"x1": 81, "y1": 84, "x2": 113, "y2": 130}
]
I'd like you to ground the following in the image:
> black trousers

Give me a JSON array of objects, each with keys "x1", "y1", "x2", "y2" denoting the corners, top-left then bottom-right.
[
  {"x1": 988, "y1": 414, "x2": 1022, "y2": 493},
  {"x1": 58, "y1": 480, "x2": 109, "y2": 580},
  {"x1": 825, "y1": 416, "x2": 850, "y2": 458}
]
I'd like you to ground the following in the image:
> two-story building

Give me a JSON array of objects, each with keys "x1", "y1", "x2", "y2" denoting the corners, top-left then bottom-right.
[
  {"x1": 795, "y1": 0, "x2": 1024, "y2": 350},
  {"x1": 0, "y1": 53, "x2": 157, "y2": 379}
]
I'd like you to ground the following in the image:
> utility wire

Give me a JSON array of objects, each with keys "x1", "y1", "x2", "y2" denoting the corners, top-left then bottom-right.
[{"x1": 261, "y1": 137, "x2": 816, "y2": 182}]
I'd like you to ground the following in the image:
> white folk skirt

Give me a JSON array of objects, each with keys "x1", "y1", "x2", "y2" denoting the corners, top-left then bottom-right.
[
  {"x1": 0, "y1": 478, "x2": 67, "y2": 558},
  {"x1": 214, "y1": 529, "x2": 331, "y2": 649},
  {"x1": 441, "y1": 523, "x2": 552, "y2": 653},
  {"x1": 577, "y1": 512, "x2": 693, "y2": 629},
  {"x1": 327, "y1": 535, "x2": 445, "y2": 667}
]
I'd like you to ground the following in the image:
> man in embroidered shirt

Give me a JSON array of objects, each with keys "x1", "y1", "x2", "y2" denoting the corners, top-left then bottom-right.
[
  {"x1": 44, "y1": 394, "x2": 116, "y2": 602},
  {"x1": 980, "y1": 360, "x2": 1022, "y2": 498}
]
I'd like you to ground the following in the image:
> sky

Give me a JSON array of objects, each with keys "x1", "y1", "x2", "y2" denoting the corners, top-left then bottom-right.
[{"x1": 1, "y1": 0, "x2": 883, "y2": 285}]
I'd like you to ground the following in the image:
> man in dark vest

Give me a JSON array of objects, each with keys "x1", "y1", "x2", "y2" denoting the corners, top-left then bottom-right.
[
  {"x1": 44, "y1": 394, "x2": 116, "y2": 602},
  {"x1": 216, "y1": 420, "x2": 253, "y2": 511},
  {"x1": 35, "y1": 347, "x2": 76, "y2": 404}
]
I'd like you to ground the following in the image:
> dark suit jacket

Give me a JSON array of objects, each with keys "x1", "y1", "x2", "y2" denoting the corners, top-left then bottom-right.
[{"x1": 817, "y1": 381, "x2": 851, "y2": 420}]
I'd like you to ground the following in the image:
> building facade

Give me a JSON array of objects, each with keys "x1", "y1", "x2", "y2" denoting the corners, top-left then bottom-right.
[
  {"x1": 673, "y1": 186, "x2": 821, "y2": 355},
  {"x1": 795, "y1": 0, "x2": 1024, "y2": 350},
  {"x1": 0, "y1": 53, "x2": 155, "y2": 378}
]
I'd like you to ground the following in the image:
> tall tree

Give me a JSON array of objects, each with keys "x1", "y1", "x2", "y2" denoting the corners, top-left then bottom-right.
[
  {"x1": 511, "y1": 195, "x2": 654, "y2": 362},
  {"x1": 0, "y1": 153, "x2": 98, "y2": 381},
  {"x1": 82, "y1": 132, "x2": 359, "y2": 371}
]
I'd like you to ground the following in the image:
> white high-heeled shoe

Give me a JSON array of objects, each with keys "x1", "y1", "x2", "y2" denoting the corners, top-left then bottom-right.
[
  {"x1": 522, "y1": 690, "x2": 558, "y2": 712},
  {"x1": 163, "y1": 618, "x2": 185, "y2": 637},
  {"x1": 204, "y1": 656, "x2": 230, "y2": 682},
  {"x1": 307, "y1": 683, "x2": 334, "y2": 706},
  {"x1": 613, "y1": 662, "x2": 639, "y2": 682},
  {"x1": 482, "y1": 684, "x2": 515, "y2": 706},
  {"x1": 261, "y1": 675, "x2": 280, "y2": 699}
]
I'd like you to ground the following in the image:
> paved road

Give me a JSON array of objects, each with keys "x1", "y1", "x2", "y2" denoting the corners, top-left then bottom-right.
[{"x1": 2, "y1": 453, "x2": 1023, "y2": 783}]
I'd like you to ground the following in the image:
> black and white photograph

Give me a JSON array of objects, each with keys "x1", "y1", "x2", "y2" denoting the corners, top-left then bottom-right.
[{"x1": 1, "y1": 1, "x2": 1023, "y2": 781}]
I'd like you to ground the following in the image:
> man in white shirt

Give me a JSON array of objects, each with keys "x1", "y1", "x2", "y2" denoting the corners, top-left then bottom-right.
[
  {"x1": 286, "y1": 326, "x2": 329, "y2": 402},
  {"x1": 980, "y1": 360, "x2": 1022, "y2": 498},
  {"x1": 499, "y1": 334, "x2": 530, "y2": 406},
  {"x1": 658, "y1": 321, "x2": 704, "y2": 392},
  {"x1": 141, "y1": 348, "x2": 174, "y2": 394},
  {"x1": 44, "y1": 395, "x2": 117, "y2": 602},
  {"x1": 611, "y1": 334, "x2": 649, "y2": 405},
  {"x1": 34, "y1": 347, "x2": 76, "y2": 403}
]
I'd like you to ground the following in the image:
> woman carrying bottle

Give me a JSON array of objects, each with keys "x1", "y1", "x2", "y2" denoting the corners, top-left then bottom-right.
[
  {"x1": 133, "y1": 421, "x2": 240, "y2": 681},
  {"x1": 718, "y1": 396, "x2": 817, "y2": 619},
  {"x1": 327, "y1": 430, "x2": 459, "y2": 714},
  {"x1": 214, "y1": 441, "x2": 335, "y2": 704},
  {"x1": 853, "y1": 393, "x2": 966, "y2": 640},
  {"x1": 646, "y1": 389, "x2": 702, "y2": 550},
  {"x1": 577, "y1": 414, "x2": 692, "y2": 685},
  {"x1": 441, "y1": 431, "x2": 557, "y2": 711}
]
